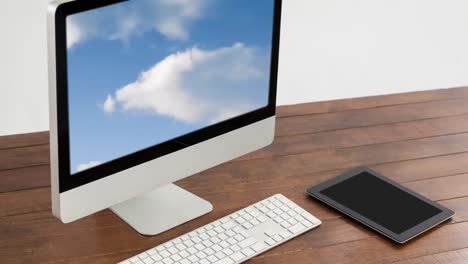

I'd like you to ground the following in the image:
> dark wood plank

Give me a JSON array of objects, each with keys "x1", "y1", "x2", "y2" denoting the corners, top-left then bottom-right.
[
  {"x1": 405, "y1": 173, "x2": 468, "y2": 201},
  {"x1": 0, "y1": 165, "x2": 49, "y2": 193},
  {"x1": 440, "y1": 197, "x2": 468, "y2": 223},
  {"x1": 0, "y1": 188, "x2": 50, "y2": 217},
  {"x1": 372, "y1": 152, "x2": 468, "y2": 183},
  {"x1": 188, "y1": 133, "x2": 468, "y2": 193},
  {"x1": 242, "y1": 114, "x2": 468, "y2": 161},
  {"x1": 0, "y1": 131, "x2": 48, "y2": 150},
  {"x1": 391, "y1": 248, "x2": 468, "y2": 264},
  {"x1": 277, "y1": 98, "x2": 468, "y2": 136},
  {"x1": 0, "y1": 144, "x2": 49, "y2": 171},
  {"x1": 277, "y1": 86, "x2": 468, "y2": 117}
]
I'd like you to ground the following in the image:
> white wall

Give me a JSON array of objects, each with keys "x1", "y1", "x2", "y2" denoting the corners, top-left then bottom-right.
[
  {"x1": 2, "y1": 0, "x2": 468, "y2": 136},
  {"x1": 1, "y1": 0, "x2": 50, "y2": 136},
  {"x1": 277, "y1": 0, "x2": 468, "y2": 105}
]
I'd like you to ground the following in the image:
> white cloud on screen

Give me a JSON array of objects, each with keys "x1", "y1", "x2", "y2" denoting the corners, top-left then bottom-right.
[
  {"x1": 104, "y1": 43, "x2": 267, "y2": 124},
  {"x1": 67, "y1": 0, "x2": 209, "y2": 48},
  {"x1": 103, "y1": 95, "x2": 116, "y2": 113},
  {"x1": 67, "y1": 18, "x2": 82, "y2": 49},
  {"x1": 76, "y1": 161, "x2": 103, "y2": 172}
]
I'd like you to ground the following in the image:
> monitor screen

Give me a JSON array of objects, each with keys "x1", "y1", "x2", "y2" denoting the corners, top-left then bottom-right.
[{"x1": 66, "y1": 0, "x2": 275, "y2": 174}]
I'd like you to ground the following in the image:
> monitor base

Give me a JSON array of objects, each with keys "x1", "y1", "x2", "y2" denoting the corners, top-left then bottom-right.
[{"x1": 110, "y1": 183, "x2": 213, "y2": 236}]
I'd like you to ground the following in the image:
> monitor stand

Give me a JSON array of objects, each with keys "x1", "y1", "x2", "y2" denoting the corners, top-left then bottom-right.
[{"x1": 110, "y1": 184, "x2": 213, "y2": 236}]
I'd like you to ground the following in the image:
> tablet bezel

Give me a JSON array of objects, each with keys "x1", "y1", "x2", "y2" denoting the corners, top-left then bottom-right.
[{"x1": 306, "y1": 167, "x2": 455, "y2": 243}]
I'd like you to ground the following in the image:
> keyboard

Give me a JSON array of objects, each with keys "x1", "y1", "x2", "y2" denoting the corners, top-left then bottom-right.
[{"x1": 120, "y1": 194, "x2": 321, "y2": 264}]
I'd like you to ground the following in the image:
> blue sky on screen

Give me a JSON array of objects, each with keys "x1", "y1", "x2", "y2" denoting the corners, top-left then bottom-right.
[{"x1": 67, "y1": 0, "x2": 275, "y2": 173}]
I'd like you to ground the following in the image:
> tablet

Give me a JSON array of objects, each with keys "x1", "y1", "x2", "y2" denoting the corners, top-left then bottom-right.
[{"x1": 306, "y1": 167, "x2": 455, "y2": 243}]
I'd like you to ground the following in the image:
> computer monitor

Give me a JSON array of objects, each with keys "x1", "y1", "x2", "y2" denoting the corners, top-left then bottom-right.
[{"x1": 47, "y1": 0, "x2": 281, "y2": 235}]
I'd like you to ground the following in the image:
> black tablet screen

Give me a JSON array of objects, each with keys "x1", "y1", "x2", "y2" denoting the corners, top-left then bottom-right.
[{"x1": 320, "y1": 172, "x2": 441, "y2": 234}]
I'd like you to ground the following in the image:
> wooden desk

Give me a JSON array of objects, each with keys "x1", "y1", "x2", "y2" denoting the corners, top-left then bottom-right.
[{"x1": 2, "y1": 87, "x2": 468, "y2": 264}]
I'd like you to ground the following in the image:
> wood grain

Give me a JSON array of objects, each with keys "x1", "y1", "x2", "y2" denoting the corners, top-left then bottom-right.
[
  {"x1": 390, "y1": 248, "x2": 468, "y2": 264},
  {"x1": 2, "y1": 87, "x2": 468, "y2": 264},
  {"x1": 277, "y1": 98, "x2": 468, "y2": 136},
  {"x1": 277, "y1": 86, "x2": 468, "y2": 117}
]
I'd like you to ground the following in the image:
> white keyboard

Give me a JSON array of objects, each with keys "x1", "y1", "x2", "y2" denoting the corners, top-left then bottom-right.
[{"x1": 120, "y1": 194, "x2": 321, "y2": 264}]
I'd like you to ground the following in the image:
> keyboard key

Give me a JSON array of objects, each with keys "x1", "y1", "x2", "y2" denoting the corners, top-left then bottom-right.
[
  {"x1": 266, "y1": 211, "x2": 276, "y2": 218},
  {"x1": 180, "y1": 260, "x2": 190, "y2": 264},
  {"x1": 184, "y1": 240, "x2": 194, "y2": 247},
  {"x1": 230, "y1": 245, "x2": 241, "y2": 252},
  {"x1": 151, "y1": 255, "x2": 163, "y2": 261},
  {"x1": 188, "y1": 255, "x2": 199, "y2": 262},
  {"x1": 250, "y1": 219, "x2": 260, "y2": 226},
  {"x1": 235, "y1": 218, "x2": 246, "y2": 224},
  {"x1": 289, "y1": 223, "x2": 306, "y2": 234},
  {"x1": 170, "y1": 254, "x2": 181, "y2": 262},
  {"x1": 238, "y1": 237, "x2": 257, "y2": 248},
  {"x1": 195, "y1": 244, "x2": 205, "y2": 251},
  {"x1": 176, "y1": 244, "x2": 186, "y2": 251},
  {"x1": 215, "y1": 252, "x2": 226, "y2": 259},
  {"x1": 211, "y1": 244, "x2": 222, "y2": 252},
  {"x1": 187, "y1": 247, "x2": 197, "y2": 254},
  {"x1": 265, "y1": 238, "x2": 275, "y2": 246},
  {"x1": 241, "y1": 248, "x2": 255, "y2": 257},
  {"x1": 207, "y1": 255, "x2": 218, "y2": 262},
  {"x1": 196, "y1": 251, "x2": 208, "y2": 259},
  {"x1": 211, "y1": 237, "x2": 221, "y2": 244},
  {"x1": 222, "y1": 248, "x2": 234, "y2": 256},
  {"x1": 279, "y1": 232, "x2": 292, "y2": 239},
  {"x1": 230, "y1": 252, "x2": 245, "y2": 262},
  {"x1": 303, "y1": 213, "x2": 320, "y2": 224},
  {"x1": 219, "y1": 241, "x2": 230, "y2": 248},
  {"x1": 225, "y1": 230, "x2": 235, "y2": 237},
  {"x1": 218, "y1": 233, "x2": 228, "y2": 240},
  {"x1": 214, "y1": 257, "x2": 234, "y2": 264},
  {"x1": 251, "y1": 242, "x2": 266, "y2": 252},
  {"x1": 251, "y1": 211, "x2": 261, "y2": 217},
  {"x1": 242, "y1": 222, "x2": 253, "y2": 229},
  {"x1": 179, "y1": 251, "x2": 189, "y2": 258},
  {"x1": 302, "y1": 220, "x2": 313, "y2": 227},
  {"x1": 222, "y1": 222, "x2": 236, "y2": 230},
  {"x1": 272, "y1": 234, "x2": 282, "y2": 242},
  {"x1": 138, "y1": 252, "x2": 150, "y2": 259},
  {"x1": 142, "y1": 258, "x2": 153, "y2": 264},
  {"x1": 162, "y1": 258, "x2": 174, "y2": 264},
  {"x1": 226, "y1": 237, "x2": 237, "y2": 245},
  {"x1": 203, "y1": 241, "x2": 213, "y2": 247},
  {"x1": 192, "y1": 237, "x2": 202, "y2": 243},
  {"x1": 159, "y1": 251, "x2": 170, "y2": 258},
  {"x1": 204, "y1": 248, "x2": 215, "y2": 255},
  {"x1": 234, "y1": 234, "x2": 244, "y2": 242}
]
